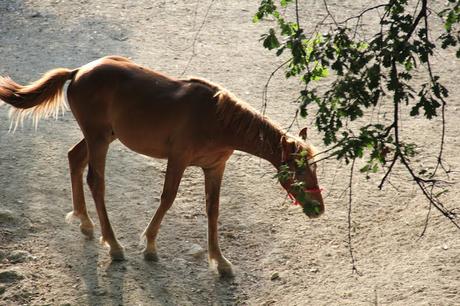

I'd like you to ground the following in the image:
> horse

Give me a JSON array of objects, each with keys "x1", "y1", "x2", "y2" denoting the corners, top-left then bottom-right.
[{"x1": 0, "y1": 55, "x2": 324, "y2": 276}]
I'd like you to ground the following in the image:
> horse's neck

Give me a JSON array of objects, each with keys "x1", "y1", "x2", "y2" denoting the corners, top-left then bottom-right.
[{"x1": 227, "y1": 116, "x2": 284, "y2": 168}]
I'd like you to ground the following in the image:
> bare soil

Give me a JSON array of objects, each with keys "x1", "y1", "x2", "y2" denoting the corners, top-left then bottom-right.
[{"x1": 1, "y1": 1, "x2": 459, "y2": 305}]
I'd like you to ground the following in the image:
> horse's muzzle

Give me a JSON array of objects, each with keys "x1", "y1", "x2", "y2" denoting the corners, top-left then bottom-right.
[{"x1": 303, "y1": 191, "x2": 325, "y2": 218}]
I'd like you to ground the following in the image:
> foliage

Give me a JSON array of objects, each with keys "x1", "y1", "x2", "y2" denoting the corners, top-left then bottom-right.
[
  {"x1": 274, "y1": 156, "x2": 322, "y2": 215},
  {"x1": 255, "y1": 0, "x2": 460, "y2": 229}
]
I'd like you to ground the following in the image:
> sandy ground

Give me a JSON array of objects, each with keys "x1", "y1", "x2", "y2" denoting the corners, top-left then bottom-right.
[{"x1": 0, "y1": 1, "x2": 459, "y2": 305}]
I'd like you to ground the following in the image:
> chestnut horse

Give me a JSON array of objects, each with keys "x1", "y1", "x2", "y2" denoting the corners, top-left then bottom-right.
[{"x1": 0, "y1": 56, "x2": 324, "y2": 276}]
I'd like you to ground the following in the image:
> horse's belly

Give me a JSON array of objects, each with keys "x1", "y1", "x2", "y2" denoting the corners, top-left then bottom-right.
[{"x1": 113, "y1": 120, "x2": 170, "y2": 159}]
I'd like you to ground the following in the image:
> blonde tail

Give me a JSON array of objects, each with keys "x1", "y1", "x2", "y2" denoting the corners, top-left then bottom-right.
[{"x1": 0, "y1": 68, "x2": 77, "y2": 130}]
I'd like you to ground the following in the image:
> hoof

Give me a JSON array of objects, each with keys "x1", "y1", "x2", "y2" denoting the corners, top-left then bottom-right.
[
  {"x1": 110, "y1": 248, "x2": 125, "y2": 261},
  {"x1": 217, "y1": 263, "x2": 234, "y2": 278},
  {"x1": 80, "y1": 224, "x2": 94, "y2": 239},
  {"x1": 143, "y1": 249, "x2": 159, "y2": 262}
]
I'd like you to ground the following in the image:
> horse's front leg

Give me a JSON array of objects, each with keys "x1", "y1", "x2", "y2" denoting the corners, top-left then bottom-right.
[
  {"x1": 143, "y1": 159, "x2": 186, "y2": 261},
  {"x1": 204, "y1": 163, "x2": 233, "y2": 277}
]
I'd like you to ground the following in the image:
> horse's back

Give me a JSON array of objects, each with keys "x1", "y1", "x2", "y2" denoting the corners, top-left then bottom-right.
[{"x1": 67, "y1": 56, "x2": 223, "y2": 161}]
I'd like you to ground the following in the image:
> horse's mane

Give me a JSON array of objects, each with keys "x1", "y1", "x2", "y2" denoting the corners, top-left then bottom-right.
[{"x1": 186, "y1": 77, "x2": 316, "y2": 160}]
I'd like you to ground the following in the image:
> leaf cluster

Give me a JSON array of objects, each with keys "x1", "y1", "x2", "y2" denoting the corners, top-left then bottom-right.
[{"x1": 254, "y1": 0, "x2": 458, "y2": 176}]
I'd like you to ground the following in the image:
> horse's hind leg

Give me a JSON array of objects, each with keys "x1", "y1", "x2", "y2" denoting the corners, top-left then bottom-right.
[
  {"x1": 86, "y1": 134, "x2": 124, "y2": 260},
  {"x1": 66, "y1": 139, "x2": 95, "y2": 238},
  {"x1": 204, "y1": 163, "x2": 233, "y2": 277}
]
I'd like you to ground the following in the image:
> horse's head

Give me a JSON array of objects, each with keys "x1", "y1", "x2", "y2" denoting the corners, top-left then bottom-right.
[{"x1": 278, "y1": 128, "x2": 324, "y2": 218}]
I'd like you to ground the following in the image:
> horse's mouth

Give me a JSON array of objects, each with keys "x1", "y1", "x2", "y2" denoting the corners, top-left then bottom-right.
[{"x1": 303, "y1": 199, "x2": 324, "y2": 218}]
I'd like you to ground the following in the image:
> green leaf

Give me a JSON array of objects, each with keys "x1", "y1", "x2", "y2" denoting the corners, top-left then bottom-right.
[{"x1": 261, "y1": 28, "x2": 281, "y2": 50}]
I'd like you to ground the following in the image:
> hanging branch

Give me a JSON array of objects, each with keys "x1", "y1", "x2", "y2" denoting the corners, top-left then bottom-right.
[
  {"x1": 254, "y1": 0, "x2": 460, "y2": 272},
  {"x1": 347, "y1": 159, "x2": 361, "y2": 275},
  {"x1": 180, "y1": 0, "x2": 216, "y2": 77}
]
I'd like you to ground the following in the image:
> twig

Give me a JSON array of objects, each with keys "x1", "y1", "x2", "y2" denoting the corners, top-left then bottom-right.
[
  {"x1": 286, "y1": 109, "x2": 299, "y2": 132},
  {"x1": 323, "y1": 0, "x2": 338, "y2": 27},
  {"x1": 180, "y1": 0, "x2": 215, "y2": 77},
  {"x1": 294, "y1": 0, "x2": 301, "y2": 30},
  {"x1": 422, "y1": 8, "x2": 449, "y2": 178},
  {"x1": 261, "y1": 59, "x2": 291, "y2": 115},
  {"x1": 378, "y1": 152, "x2": 398, "y2": 190},
  {"x1": 418, "y1": 194, "x2": 432, "y2": 239},
  {"x1": 339, "y1": 4, "x2": 388, "y2": 25},
  {"x1": 348, "y1": 159, "x2": 361, "y2": 275},
  {"x1": 403, "y1": 0, "x2": 427, "y2": 43}
]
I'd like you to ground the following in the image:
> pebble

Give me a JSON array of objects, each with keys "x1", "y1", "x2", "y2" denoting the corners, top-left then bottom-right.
[
  {"x1": 93, "y1": 288, "x2": 107, "y2": 296},
  {"x1": 28, "y1": 12, "x2": 43, "y2": 18},
  {"x1": 7, "y1": 250, "x2": 35, "y2": 263},
  {"x1": 172, "y1": 258, "x2": 188, "y2": 269},
  {"x1": 186, "y1": 244, "x2": 205, "y2": 258},
  {"x1": 0, "y1": 210, "x2": 15, "y2": 223},
  {"x1": 0, "y1": 270, "x2": 24, "y2": 284},
  {"x1": 270, "y1": 272, "x2": 280, "y2": 280},
  {"x1": 309, "y1": 268, "x2": 319, "y2": 273},
  {"x1": 442, "y1": 245, "x2": 449, "y2": 250}
]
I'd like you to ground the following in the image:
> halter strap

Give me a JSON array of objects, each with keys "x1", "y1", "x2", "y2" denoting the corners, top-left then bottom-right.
[
  {"x1": 304, "y1": 188, "x2": 323, "y2": 193},
  {"x1": 288, "y1": 188, "x2": 324, "y2": 206}
]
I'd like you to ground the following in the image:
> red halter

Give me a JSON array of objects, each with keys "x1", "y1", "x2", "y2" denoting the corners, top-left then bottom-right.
[{"x1": 288, "y1": 188, "x2": 323, "y2": 206}]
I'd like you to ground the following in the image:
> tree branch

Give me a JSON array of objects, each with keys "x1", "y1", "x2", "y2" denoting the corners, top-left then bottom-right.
[
  {"x1": 180, "y1": 0, "x2": 216, "y2": 77},
  {"x1": 261, "y1": 59, "x2": 291, "y2": 115},
  {"x1": 378, "y1": 152, "x2": 398, "y2": 190},
  {"x1": 348, "y1": 159, "x2": 361, "y2": 275}
]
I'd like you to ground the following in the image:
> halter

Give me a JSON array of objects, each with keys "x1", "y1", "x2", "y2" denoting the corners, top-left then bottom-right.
[
  {"x1": 287, "y1": 188, "x2": 324, "y2": 206},
  {"x1": 280, "y1": 143, "x2": 323, "y2": 206}
]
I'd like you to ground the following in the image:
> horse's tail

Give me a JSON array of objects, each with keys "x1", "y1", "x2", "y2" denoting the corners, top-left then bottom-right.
[{"x1": 0, "y1": 68, "x2": 77, "y2": 130}]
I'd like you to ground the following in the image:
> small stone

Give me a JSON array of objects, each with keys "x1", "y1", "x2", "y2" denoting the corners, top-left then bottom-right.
[
  {"x1": 172, "y1": 258, "x2": 187, "y2": 268},
  {"x1": 186, "y1": 244, "x2": 205, "y2": 258},
  {"x1": 309, "y1": 268, "x2": 319, "y2": 273},
  {"x1": 28, "y1": 12, "x2": 42, "y2": 18},
  {"x1": 442, "y1": 245, "x2": 449, "y2": 250},
  {"x1": 0, "y1": 210, "x2": 15, "y2": 223},
  {"x1": 270, "y1": 272, "x2": 280, "y2": 280},
  {"x1": 93, "y1": 288, "x2": 107, "y2": 296},
  {"x1": 0, "y1": 270, "x2": 24, "y2": 283},
  {"x1": 7, "y1": 250, "x2": 34, "y2": 263},
  {"x1": 223, "y1": 232, "x2": 236, "y2": 239}
]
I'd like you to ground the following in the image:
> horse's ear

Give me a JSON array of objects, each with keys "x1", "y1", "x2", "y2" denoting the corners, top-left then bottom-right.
[{"x1": 299, "y1": 127, "x2": 308, "y2": 140}]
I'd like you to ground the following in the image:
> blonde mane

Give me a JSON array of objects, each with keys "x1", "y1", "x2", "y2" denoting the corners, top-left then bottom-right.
[{"x1": 186, "y1": 77, "x2": 316, "y2": 160}]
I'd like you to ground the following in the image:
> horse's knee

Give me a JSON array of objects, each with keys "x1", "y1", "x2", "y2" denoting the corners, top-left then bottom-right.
[
  {"x1": 86, "y1": 165, "x2": 102, "y2": 193},
  {"x1": 68, "y1": 143, "x2": 87, "y2": 174}
]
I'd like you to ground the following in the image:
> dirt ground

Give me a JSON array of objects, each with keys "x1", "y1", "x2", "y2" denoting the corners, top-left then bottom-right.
[{"x1": 1, "y1": 1, "x2": 459, "y2": 305}]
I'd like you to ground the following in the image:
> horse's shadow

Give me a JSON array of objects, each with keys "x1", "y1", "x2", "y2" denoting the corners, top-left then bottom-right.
[
  {"x1": 139, "y1": 257, "x2": 244, "y2": 306},
  {"x1": 74, "y1": 241, "x2": 127, "y2": 306},
  {"x1": 73, "y1": 246, "x2": 243, "y2": 305}
]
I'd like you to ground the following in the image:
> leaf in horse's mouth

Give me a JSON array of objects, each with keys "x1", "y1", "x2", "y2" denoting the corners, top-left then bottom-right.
[{"x1": 303, "y1": 199, "x2": 321, "y2": 216}]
